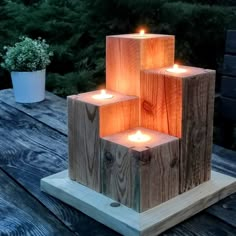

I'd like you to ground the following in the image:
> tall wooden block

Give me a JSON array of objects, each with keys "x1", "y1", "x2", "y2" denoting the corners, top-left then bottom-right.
[
  {"x1": 101, "y1": 127, "x2": 179, "y2": 212},
  {"x1": 68, "y1": 90, "x2": 139, "y2": 192},
  {"x1": 106, "y1": 34, "x2": 175, "y2": 96},
  {"x1": 140, "y1": 67, "x2": 216, "y2": 193}
]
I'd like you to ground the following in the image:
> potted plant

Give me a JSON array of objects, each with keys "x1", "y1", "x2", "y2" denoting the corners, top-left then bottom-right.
[{"x1": 1, "y1": 36, "x2": 53, "y2": 103}]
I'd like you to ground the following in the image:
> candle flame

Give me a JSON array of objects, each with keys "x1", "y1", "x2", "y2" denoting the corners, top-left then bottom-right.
[
  {"x1": 166, "y1": 64, "x2": 187, "y2": 73},
  {"x1": 128, "y1": 130, "x2": 151, "y2": 143},
  {"x1": 92, "y1": 89, "x2": 114, "y2": 100},
  {"x1": 136, "y1": 130, "x2": 143, "y2": 140},
  {"x1": 173, "y1": 64, "x2": 178, "y2": 69},
  {"x1": 140, "y1": 29, "x2": 145, "y2": 36}
]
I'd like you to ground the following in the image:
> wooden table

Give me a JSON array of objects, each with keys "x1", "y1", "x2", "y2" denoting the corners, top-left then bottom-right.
[{"x1": 0, "y1": 88, "x2": 235, "y2": 236}]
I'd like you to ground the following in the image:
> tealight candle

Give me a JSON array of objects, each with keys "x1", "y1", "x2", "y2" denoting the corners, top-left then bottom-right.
[
  {"x1": 92, "y1": 89, "x2": 114, "y2": 100},
  {"x1": 128, "y1": 130, "x2": 151, "y2": 143},
  {"x1": 166, "y1": 64, "x2": 187, "y2": 73},
  {"x1": 139, "y1": 29, "x2": 145, "y2": 36},
  {"x1": 133, "y1": 29, "x2": 147, "y2": 38}
]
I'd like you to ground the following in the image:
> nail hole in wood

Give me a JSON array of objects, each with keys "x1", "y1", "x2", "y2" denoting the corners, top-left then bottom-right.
[{"x1": 110, "y1": 202, "x2": 120, "y2": 207}]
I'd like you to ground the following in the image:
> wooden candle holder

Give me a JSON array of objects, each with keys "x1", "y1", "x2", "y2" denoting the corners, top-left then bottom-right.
[
  {"x1": 101, "y1": 127, "x2": 179, "y2": 212},
  {"x1": 106, "y1": 34, "x2": 175, "y2": 96},
  {"x1": 140, "y1": 66, "x2": 215, "y2": 193},
  {"x1": 41, "y1": 34, "x2": 236, "y2": 236},
  {"x1": 68, "y1": 90, "x2": 139, "y2": 191}
]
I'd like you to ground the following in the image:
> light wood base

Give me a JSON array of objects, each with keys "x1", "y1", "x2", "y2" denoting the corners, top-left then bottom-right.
[{"x1": 41, "y1": 170, "x2": 236, "y2": 236}]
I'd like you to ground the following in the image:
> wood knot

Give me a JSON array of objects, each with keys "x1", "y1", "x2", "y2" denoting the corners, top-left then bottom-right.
[
  {"x1": 170, "y1": 157, "x2": 178, "y2": 168},
  {"x1": 104, "y1": 151, "x2": 114, "y2": 163},
  {"x1": 142, "y1": 100, "x2": 154, "y2": 115},
  {"x1": 139, "y1": 152, "x2": 151, "y2": 165}
]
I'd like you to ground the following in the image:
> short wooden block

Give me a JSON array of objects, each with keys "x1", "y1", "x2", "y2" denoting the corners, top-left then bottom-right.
[
  {"x1": 101, "y1": 127, "x2": 179, "y2": 212},
  {"x1": 140, "y1": 67, "x2": 216, "y2": 193},
  {"x1": 106, "y1": 34, "x2": 175, "y2": 96},
  {"x1": 41, "y1": 170, "x2": 236, "y2": 236},
  {"x1": 68, "y1": 90, "x2": 139, "y2": 191}
]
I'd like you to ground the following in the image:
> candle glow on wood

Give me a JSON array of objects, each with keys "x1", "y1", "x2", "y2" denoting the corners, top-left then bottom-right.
[
  {"x1": 92, "y1": 89, "x2": 114, "y2": 100},
  {"x1": 166, "y1": 64, "x2": 187, "y2": 73},
  {"x1": 128, "y1": 130, "x2": 151, "y2": 143}
]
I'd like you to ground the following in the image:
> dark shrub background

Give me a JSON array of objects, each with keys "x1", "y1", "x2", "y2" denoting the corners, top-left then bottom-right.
[
  {"x1": 0, "y1": 0, "x2": 236, "y2": 96},
  {"x1": 0, "y1": 0, "x2": 236, "y2": 148}
]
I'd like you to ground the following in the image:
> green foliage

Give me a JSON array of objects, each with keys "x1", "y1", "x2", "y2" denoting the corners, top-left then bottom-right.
[
  {"x1": 158, "y1": 2, "x2": 236, "y2": 68},
  {"x1": 1, "y1": 36, "x2": 53, "y2": 71},
  {"x1": 0, "y1": 0, "x2": 235, "y2": 95}
]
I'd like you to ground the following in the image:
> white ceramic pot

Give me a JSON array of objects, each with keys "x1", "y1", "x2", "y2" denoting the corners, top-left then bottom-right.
[{"x1": 11, "y1": 69, "x2": 46, "y2": 103}]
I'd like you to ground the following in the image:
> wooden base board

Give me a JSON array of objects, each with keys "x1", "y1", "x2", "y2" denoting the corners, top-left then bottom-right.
[{"x1": 41, "y1": 170, "x2": 236, "y2": 236}]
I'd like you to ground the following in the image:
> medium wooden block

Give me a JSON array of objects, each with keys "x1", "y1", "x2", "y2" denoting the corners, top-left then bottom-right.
[
  {"x1": 101, "y1": 127, "x2": 179, "y2": 212},
  {"x1": 140, "y1": 66, "x2": 216, "y2": 193},
  {"x1": 41, "y1": 170, "x2": 236, "y2": 236},
  {"x1": 106, "y1": 34, "x2": 175, "y2": 96},
  {"x1": 68, "y1": 90, "x2": 139, "y2": 192}
]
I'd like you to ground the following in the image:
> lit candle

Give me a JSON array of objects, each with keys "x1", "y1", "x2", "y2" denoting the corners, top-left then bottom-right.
[
  {"x1": 166, "y1": 64, "x2": 187, "y2": 73},
  {"x1": 139, "y1": 29, "x2": 145, "y2": 36},
  {"x1": 128, "y1": 130, "x2": 151, "y2": 143},
  {"x1": 92, "y1": 89, "x2": 114, "y2": 100},
  {"x1": 133, "y1": 29, "x2": 146, "y2": 38}
]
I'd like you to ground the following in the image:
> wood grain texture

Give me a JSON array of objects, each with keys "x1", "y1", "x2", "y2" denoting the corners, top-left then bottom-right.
[
  {"x1": 181, "y1": 70, "x2": 215, "y2": 192},
  {"x1": 140, "y1": 67, "x2": 215, "y2": 193},
  {"x1": 68, "y1": 92, "x2": 139, "y2": 190},
  {"x1": 0, "y1": 169, "x2": 73, "y2": 236},
  {"x1": 139, "y1": 139, "x2": 179, "y2": 212},
  {"x1": 41, "y1": 170, "x2": 236, "y2": 236},
  {"x1": 141, "y1": 71, "x2": 182, "y2": 137},
  {"x1": 106, "y1": 35, "x2": 174, "y2": 96},
  {"x1": 101, "y1": 128, "x2": 179, "y2": 212},
  {"x1": 68, "y1": 96, "x2": 100, "y2": 190},
  {"x1": 0, "y1": 101, "x2": 118, "y2": 236},
  {"x1": 99, "y1": 99, "x2": 139, "y2": 137},
  {"x1": 0, "y1": 88, "x2": 67, "y2": 135},
  {"x1": 140, "y1": 171, "x2": 236, "y2": 236},
  {"x1": 163, "y1": 212, "x2": 236, "y2": 236}
]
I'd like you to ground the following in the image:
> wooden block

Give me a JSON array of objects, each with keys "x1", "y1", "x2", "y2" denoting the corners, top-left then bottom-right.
[
  {"x1": 140, "y1": 66, "x2": 216, "y2": 193},
  {"x1": 67, "y1": 90, "x2": 139, "y2": 192},
  {"x1": 101, "y1": 127, "x2": 179, "y2": 212},
  {"x1": 106, "y1": 34, "x2": 175, "y2": 96},
  {"x1": 41, "y1": 170, "x2": 236, "y2": 236}
]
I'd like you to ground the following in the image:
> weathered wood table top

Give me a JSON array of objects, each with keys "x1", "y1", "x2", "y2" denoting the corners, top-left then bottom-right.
[{"x1": 0, "y1": 88, "x2": 235, "y2": 236}]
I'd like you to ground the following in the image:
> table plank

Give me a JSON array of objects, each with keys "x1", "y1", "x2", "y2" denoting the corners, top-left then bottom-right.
[
  {"x1": 0, "y1": 89, "x2": 67, "y2": 135},
  {"x1": 0, "y1": 90, "x2": 235, "y2": 235},
  {"x1": 0, "y1": 169, "x2": 73, "y2": 236},
  {"x1": 206, "y1": 148, "x2": 236, "y2": 227},
  {"x1": 0, "y1": 101, "x2": 118, "y2": 236},
  {"x1": 164, "y1": 212, "x2": 236, "y2": 236}
]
